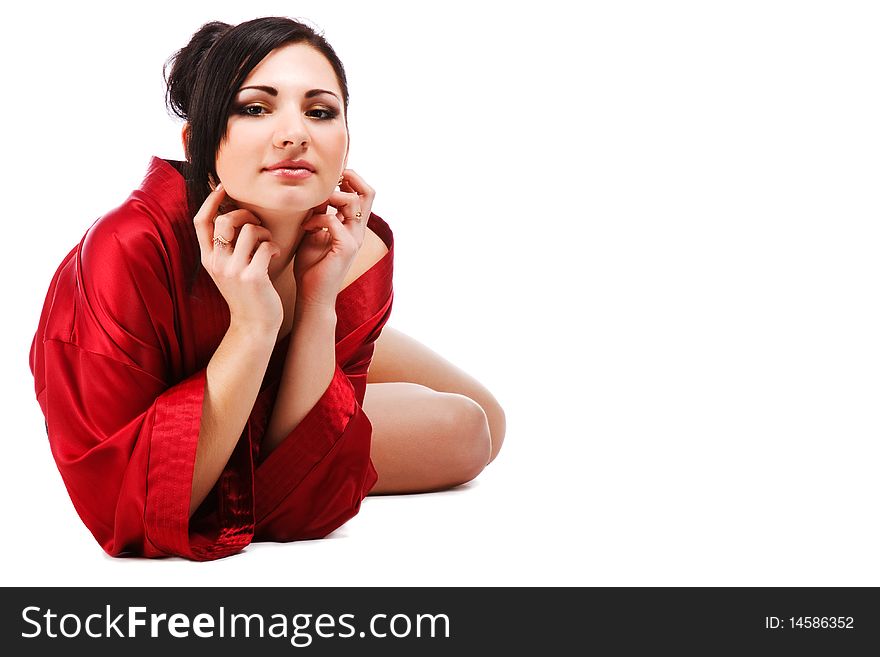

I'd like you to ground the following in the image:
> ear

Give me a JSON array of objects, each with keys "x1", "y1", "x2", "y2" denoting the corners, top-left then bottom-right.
[{"x1": 181, "y1": 123, "x2": 190, "y2": 160}]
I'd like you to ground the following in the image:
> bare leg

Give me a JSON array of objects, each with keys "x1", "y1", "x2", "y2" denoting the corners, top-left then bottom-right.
[
  {"x1": 363, "y1": 382, "x2": 491, "y2": 494},
  {"x1": 366, "y1": 326, "x2": 506, "y2": 463}
]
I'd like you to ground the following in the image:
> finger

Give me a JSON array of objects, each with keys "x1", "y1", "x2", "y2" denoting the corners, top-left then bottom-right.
[
  {"x1": 339, "y1": 170, "x2": 375, "y2": 200},
  {"x1": 246, "y1": 240, "x2": 281, "y2": 273},
  {"x1": 228, "y1": 224, "x2": 275, "y2": 269},
  {"x1": 323, "y1": 190, "x2": 360, "y2": 213},
  {"x1": 301, "y1": 212, "x2": 351, "y2": 244},
  {"x1": 339, "y1": 171, "x2": 374, "y2": 227},
  {"x1": 212, "y1": 209, "x2": 263, "y2": 249},
  {"x1": 301, "y1": 212, "x2": 336, "y2": 235},
  {"x1": 193, "y1": 184, "x2": 227, "y2": 255},
  {"x1": 322, "y1": 190, "x2": 363, "y2": 224},
  {"x1": 311, "y1": 201, "x2": 329, "y2": 215}
]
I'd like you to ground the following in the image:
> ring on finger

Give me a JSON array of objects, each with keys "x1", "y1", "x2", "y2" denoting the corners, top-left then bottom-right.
[{"x1": 212, "y1": 235, "x2": 232, "y2": 249}]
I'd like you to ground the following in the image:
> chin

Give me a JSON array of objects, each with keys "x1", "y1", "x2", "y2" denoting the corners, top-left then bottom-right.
[
  {"x1": 276, "y1": 184, "x2": 332, "y2": 202},
  {"x1": 276, "y1": 189, "x2": 325, "y2": 206}
]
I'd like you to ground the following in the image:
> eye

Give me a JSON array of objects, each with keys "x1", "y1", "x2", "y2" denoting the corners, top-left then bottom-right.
[
  {"x1": 307, "y1": 108, "x2": 339, "y2": 120},
  {"x1": 235, "y1": 105, "x2": 339, "y2": 120},
  {"x1": 239, "y1": 104, "x2": 267, "y2": 116}
]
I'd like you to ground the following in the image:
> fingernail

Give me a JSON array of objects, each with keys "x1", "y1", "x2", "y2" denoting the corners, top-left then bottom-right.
[{"x1": 215, "y1": 183, "x2": 224, "y2": 192}]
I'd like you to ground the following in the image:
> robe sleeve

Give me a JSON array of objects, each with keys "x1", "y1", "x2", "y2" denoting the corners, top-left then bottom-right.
[
  {"x1": 246, "y1": 293, "x2": 391, "y2": 543},
  {"x1": 249, "y1": 363, "x2": 379, "y2": 543},
  {"x1": 31, "y1": 206, "x2": 253, "y2": 561}
]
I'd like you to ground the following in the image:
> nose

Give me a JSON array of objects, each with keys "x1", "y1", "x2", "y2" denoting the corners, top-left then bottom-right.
[{"x1": 273, "y1": 108, "x2": 309, "y2": 149}]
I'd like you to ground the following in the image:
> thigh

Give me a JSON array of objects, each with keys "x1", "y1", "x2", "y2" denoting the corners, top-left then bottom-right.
[
  {"x1": 367, "y1": 326, "x2": 506, "y2": 462},
  {"x1": 362, "y1": 382, "x2": 491, "y2": 494}
]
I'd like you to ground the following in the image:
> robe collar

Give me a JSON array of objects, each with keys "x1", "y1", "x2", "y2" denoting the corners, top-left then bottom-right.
[{"x1": 137, "y1": 156, "x2": 190, "y2": 222}]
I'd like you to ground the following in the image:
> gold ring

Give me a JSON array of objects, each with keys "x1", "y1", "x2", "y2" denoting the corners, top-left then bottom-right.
[{"x1": 212, "y1": 235, "x2": 232, "y2": 249}]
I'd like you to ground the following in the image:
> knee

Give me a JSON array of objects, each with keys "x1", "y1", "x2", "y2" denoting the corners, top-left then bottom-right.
[
  {"x1": 484, "y1": 399, "x2": 506, "y2": 464},
  {"x1": 441, "y1": 394, "x2": 492, "y2": 486}
]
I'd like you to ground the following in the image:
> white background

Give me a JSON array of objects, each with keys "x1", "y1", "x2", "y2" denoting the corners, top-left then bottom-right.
[{"x1": 1, "y1": 0, "x2": 878, "y2": 586}]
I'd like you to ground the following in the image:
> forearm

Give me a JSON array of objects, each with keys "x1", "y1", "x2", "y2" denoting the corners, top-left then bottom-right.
[
  {"x1": 261, "y1": 302, "x2": 338, "y2": 457},
  {"x1": 190, "y1": 322, "x2": 277, "y2": 516}
]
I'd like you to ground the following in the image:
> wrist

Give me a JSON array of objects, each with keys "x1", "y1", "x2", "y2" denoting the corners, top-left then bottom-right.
[
  {"x1": 293, "y1": 300, "x2": 337, "y2": 323},
  {"x1": 227, "y1": 317, "x2": 281, "y2": 346}
]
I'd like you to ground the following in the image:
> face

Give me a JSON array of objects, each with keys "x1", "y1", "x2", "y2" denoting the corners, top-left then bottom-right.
[{"x1": 214, "y1": 43, "x2": 348, "y2": 217}]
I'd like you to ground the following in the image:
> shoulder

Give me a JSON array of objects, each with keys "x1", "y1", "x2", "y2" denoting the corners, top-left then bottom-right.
[
  {"x1": 80, "y1": 157, "x2": 192, "y2": 277},
  {"x1": 81, "y1": 198, "x2": 165, "y2": 266},
  {"x1": 359, "y1": 212, "x2": 393, "y2": 270},
  {"x1": 343, "y1": 226, "x2": 389, "y2": 292},
  {"x1": 366, "y1": 212, "x2": 394, "y2": 253},
  {"x1": 76, "y1": 198, "x2": 176, "y2": 352},
  {"x1": 364, "y1": 225, "x2": 390, "y2": 260},
  {"x1": 76, "y1": 193, "x2": 179, "y2": 308}
]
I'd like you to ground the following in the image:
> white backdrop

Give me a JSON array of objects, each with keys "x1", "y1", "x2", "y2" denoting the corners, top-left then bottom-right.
[{"x1": 2, "y1": 0, "x2": 878, "y2": 586}]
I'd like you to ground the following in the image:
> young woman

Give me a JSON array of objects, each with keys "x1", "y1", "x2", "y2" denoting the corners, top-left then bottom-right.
[{"x1": 29, "y1": 17, "x2": 505, "y2": 560}]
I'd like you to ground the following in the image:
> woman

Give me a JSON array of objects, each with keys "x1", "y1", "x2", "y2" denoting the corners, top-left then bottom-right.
[{"x1": 29, "y1": 17, "x2": 505, "y2": 560}]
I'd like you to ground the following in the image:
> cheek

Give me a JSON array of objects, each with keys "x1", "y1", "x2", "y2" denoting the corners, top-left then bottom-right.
[
  {"x1": 321, "y1": 125, "x2": 348, "y2": 157},
  {"x1": 215, "y1": 134, "x2": 252, "y2": 184},
  {"x1": 214, "y1": 152, "x2": 235, "y2": 187}
]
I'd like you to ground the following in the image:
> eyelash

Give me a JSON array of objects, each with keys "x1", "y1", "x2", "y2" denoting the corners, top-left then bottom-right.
[{"x1": 237, "y1": 105, "x2": 338, "y2": 120}]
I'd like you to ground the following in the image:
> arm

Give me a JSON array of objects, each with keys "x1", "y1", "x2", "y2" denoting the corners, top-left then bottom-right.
[
  {"x1": 31, "y1": 200, "x2": 277, "y2": 560},
  {"x1": 249, "y1": 172, "x2": 384, "y2": 540},
  {"x1": 35, "y1": 338, "x2": 259, "y2": 561},
  {"x1": 191, "y1": 321, "x2": 276, "y2": 515},
  {"x1": 261, "y1": 302, "x2": 337, "y2": 456},
  {"x1": 39, "y1": 318, "x2": 279, "y2": 557},
  {"x1": 260, "y1": 223, "x2": 390, "y2": 453},
  {"x1": 250, "y1": 281, "x2": 396, "y2": 541},
  {"x1": 250, "y1": 297, "x2": 380, "y2": 541}
]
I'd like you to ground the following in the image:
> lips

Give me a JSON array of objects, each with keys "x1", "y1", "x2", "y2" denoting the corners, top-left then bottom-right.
[
  {"x1": 265, "y1": 159, "x2": 316, "y2": 172},
  {"x1": 265, "y1": 168, "x2": 314, "y2": 180}
]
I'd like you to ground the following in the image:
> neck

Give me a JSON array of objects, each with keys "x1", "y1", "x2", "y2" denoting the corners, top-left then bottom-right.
[{"x1": 241, "y1": 205, "x2": 311, "y2": 282}]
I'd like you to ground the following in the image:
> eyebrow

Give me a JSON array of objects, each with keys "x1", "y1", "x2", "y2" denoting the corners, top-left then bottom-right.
[{"x1": 236, "y1": 85, "x2": 340, "y2": 101}]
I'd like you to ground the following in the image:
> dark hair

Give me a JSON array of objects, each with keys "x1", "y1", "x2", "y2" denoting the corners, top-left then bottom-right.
[{"x1": 163, "y1": 17, "x2": 350, "y2": 291}]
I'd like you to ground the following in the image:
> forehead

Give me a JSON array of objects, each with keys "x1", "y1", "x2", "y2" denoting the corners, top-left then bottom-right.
[{"x1": 240, "y1": 42, "x2": 341, "y2": 95}]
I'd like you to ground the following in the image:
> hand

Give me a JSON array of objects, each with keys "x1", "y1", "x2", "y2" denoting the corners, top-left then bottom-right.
[
  {"x1": 193, "y1": 184, "x2": 283, "y2": 332},
  {"x1": 293, "y1": 169, "x2": 376, "y2": 308}
]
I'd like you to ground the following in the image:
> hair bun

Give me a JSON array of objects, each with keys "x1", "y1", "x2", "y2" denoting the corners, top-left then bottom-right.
[{"x1": 164, "y1": 21, "x2": 231, "y2": 120}]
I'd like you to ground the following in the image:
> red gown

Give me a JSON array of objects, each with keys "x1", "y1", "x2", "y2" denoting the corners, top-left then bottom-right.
[{"x1": 29, "y1": 157, "x2": 394, "y2": 560}]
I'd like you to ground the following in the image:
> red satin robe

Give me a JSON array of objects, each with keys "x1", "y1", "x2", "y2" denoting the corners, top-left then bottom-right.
[{"x1": 29, "y1": 157, "x2": 394, "y2": 560}]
